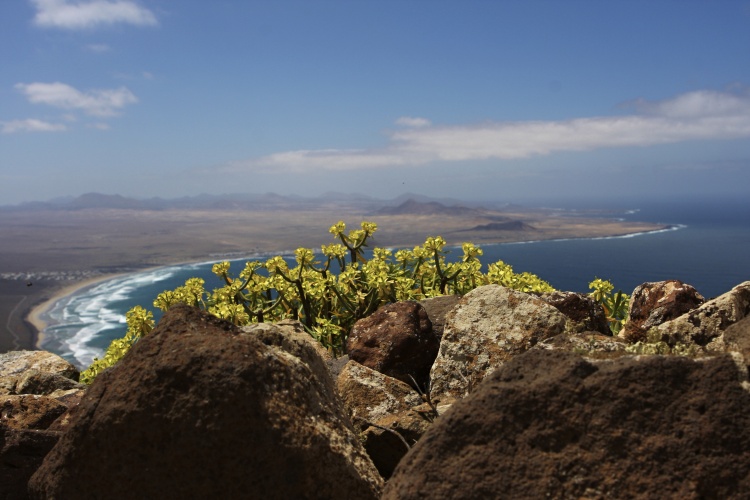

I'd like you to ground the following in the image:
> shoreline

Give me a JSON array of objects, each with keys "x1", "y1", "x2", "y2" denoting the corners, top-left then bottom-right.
[
  {"x1": 19, "y1": 223, "x2": 675, "y2": 354},
  {"x1": 27, "y1": 273, "x2": 128, "y2": 348},
  {"x1": 23, "y1": 254, "x2": 272, "y2": 351}
]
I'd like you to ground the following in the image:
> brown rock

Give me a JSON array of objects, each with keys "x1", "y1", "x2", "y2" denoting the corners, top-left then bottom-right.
[
  {"x1": 532, "y1": 332, "x2": 629, "y2": 359},
  {"x1": 337, "y1": 360, "x2": 430, "y2": 478},
  {"x1": 622, "y1": 280, "x2": 705, "y2": 343},
  {"x1": 429, "y1": 285, "x2": 567, "y2": 400},
  {"x1": 657, "y1": 281, "x2": 750, "y2": 347},
  {"x1": 28, "y1": 305, "x2": 383, "y2": 499},
  {"x1": 0, "y1": 370, "x2": 84, "y2": 397},
  {"x1": 540, "y1": 290, "x2": 611, "y2": 335},
  {"x1": 0, "y1": 395, "x2": 67, "y2": 431},
  {"x1": 385, "y1": 350, "x2": 750, "y2": 499},
  {"x1": 337, "y1": 360, "x2": 422, "y2": 431},
  {"x1": 361, "y1": 412, "x2": 431, "y2": 479},
  {"x1": 0, "y1": 351, "x2": 79, "y2": 381},
  {"x1": 419, "y1": 294, "x2": 462, "y2": 341},
  {"x1": 347, "y1": 301, "x2": 438, "y2": 390},
  {"x1": 1, "y1": 429, "x2": 59, "y2": 500}
]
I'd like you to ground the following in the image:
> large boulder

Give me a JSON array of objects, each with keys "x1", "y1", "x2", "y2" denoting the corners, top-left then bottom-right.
[
  {"x1": 347, "y1": 301, "x2": 438, "y2": 390},
  {"x1": 657, "y1": 281, "x2": 750, "y2": 347},
  {"x1": 28, "y1": 305, "x2": 383, "y2": 499},
  {"x1": 384, "y1": 350, "x2": 750, "y2": 499},
  {"x1": 430, "y1": 285, "x2": 567, "y2": 399},
  {"x1": 621, "y1": 280, "x2": 705, "y2": 343}
]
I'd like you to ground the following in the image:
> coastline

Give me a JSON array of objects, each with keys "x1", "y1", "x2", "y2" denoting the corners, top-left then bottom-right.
[
  {"x1": 26, "y1": 273, "x2": 127, "y2": 348},
  {"x1": 17, "y1": 223, "x2": 676, "y2": 355}
]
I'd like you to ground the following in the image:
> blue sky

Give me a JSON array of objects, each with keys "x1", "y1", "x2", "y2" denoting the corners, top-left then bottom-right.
[{"x1": 2, "y1": 0, "x2": 750, "y2": 205}]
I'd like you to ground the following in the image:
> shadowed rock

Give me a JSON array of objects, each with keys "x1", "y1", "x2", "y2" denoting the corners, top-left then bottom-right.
[
  {"x1": 347, "y1": 301, "x2": 438, "y2": 390},
  {"x1": 385, "y1": 350, "x2": 750, "y2": 499},
  {"x1": 28, "y1": 305, "x2": 383, "y2": 499}
]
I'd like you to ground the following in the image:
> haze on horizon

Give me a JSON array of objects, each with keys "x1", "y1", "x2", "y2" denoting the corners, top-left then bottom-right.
[{"x1": 2, "y1": 1, "x2": 750, "y2": 207}]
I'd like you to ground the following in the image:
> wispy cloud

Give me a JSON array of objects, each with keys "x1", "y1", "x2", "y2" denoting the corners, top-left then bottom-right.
[
  {"x1": 1, "y1": 118, "x2": 67, "y2": 134},
  {"x1": 15, "y1": 82, "x2": 138, "y2": 117},
  {"x1": 31, "y1": 0, "x2": 157, "y2": 30},
  {"x1": 220, "y1": 89, "x2": 750, "y2": 174},
  {"x1": 395, "y1": 116, "x2": 432, "y2": 128},
  {"x1": 84, "y1": 43, "x2": 111, "y2": 53}
]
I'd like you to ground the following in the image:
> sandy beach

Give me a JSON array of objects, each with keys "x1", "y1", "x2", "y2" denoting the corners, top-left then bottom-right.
[
  {"x1": 26, "y1": 273, "x2": 126, "y2": 346},
  {"x1": 0, "y1": 204, "x2": 667, "y2": 356}
]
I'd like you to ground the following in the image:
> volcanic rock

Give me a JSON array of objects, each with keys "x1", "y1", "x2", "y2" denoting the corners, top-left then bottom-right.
[
  {"x1": 28, "y1": 305, "x2": 383, "y2": 499},
  {"x1": 657, "y1": 281, "x2": 750, "y2": 347},
  {"x1": 621, "y1": 280, "x2": 705, "y2": 343},
  {"x1": 384, "y1": 349, "x2": 750, "y2": 499},
  {"x1": 429, "y1": 285, "x2": 567, "y2": 399},
  {"x1": 347, "y1": 301, "x2": 438, "y2": 390},
  {"x1": 419, "y1": 294, "x2": 462, "y2": 341},
  {"x1": 539, "y1": 290, "x2": 611, "y2": 335},
  {"x1": 0, "y1": 351, "x2": 79, "y2": 382}
]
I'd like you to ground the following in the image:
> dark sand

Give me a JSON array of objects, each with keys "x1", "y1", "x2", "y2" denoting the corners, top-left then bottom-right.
[{"x1": 0, "y1": 206, "x2": 666, "y2": 355}]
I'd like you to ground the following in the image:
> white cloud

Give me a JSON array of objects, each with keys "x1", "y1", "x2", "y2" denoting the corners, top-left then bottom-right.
[
  {"x1": 628, "y1": 90, "x2": 750, "y2": 118},
  {"x1": 31, "y1": 0, "x2": 157, "y2": 30},
  {"x1": 395, "y1": 116, "x2": 432, "y2": 128},
  {"x1": 1, "y1": 119, "x2": 67, "y2": 134},
  {"x1": 15, "y1": 82, "x2": 138, "y2": 117},
  {"x1": 221, "y1": 89, "x2": 750, "y2": 174}
]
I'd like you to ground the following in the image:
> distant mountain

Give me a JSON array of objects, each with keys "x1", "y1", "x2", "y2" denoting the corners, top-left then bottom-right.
[
  {"x1": 387, "y1": 192, "x2": 474, "y2": 208},
  {"x1": 0, "y1": 192, "x2": 510, "y2": 213},
  {"x1": 465, "y1": 220, "x2": 536, "y2": 231},
  {"x1": 375, "y1": 199, "x2": 485, "y2": 217}
]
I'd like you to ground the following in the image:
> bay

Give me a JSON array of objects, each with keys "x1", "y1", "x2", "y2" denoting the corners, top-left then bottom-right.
[{"x1": 39, "y1": 198, "x2": 750, "y2": 369}]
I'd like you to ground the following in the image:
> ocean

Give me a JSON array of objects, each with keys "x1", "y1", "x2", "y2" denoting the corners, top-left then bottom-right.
[{"x1": 39, "y1": 198, "x2": 750, "y2": 369}]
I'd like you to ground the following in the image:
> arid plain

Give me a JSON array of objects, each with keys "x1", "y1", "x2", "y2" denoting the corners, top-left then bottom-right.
[{"x1": 0, "y1": 197, "x2": 666, "y2": 352}]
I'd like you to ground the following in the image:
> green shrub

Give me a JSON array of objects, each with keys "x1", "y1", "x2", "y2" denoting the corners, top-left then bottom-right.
[{"x1": 80, "y1": 221, "x2": 627, "y2": 383}]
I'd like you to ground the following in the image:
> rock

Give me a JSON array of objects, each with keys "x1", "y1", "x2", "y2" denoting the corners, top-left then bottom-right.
[
  {"x1": 0, "y1": 395, "x2": 67, "y2": 431},
  {"x1": 384, "y1": 350, "x2": 750, "y2": 499},
  {"x1": 718, "y1": 315, "x2": 750, "y2": 367},
  {"x1": 429, "y1": 285, "x2": 567, "y2": 399},
  {"x1": 0, "y1": 370, "x2": 85, "y2": 397},
  {"x1": 532, "y1": 331, "x2": 629, "y2": 359},
  {"x1": 28, "y1": 305, "x2": 383, "y2": 499},
  {"x1": 539, "y1": 290, "x2": 611, "y2": 335},
  {"x1": 0, "y1": 352, "x2": 82, "y2": 500},
  {"x1": 621, "y1": 280, "x2": 705, "y2": 343},
  {"x1": 0, "y1": 351, "x2": 79, "y2": 381},
  {"x1": 656, "y1": 281, "x2": 750, "y2": 347},
  {"x1": 336, "y1": 361, "x2": 446, "y2": 479},
  {"x1": 361, "y1": 412, "x2": 431, "y2": 479},
  {"x1": 337, "y1": 360, "x2": 423, "y2": 430},
  {"x1": 347, "y1": 301, "x2": 438, "y2": 390},
  {"x1": 419, "y1": 294, "x2": 462, "y2": 341},
  {"x1": 1, "y1": 429, "x2": 59, "y2": 500}
]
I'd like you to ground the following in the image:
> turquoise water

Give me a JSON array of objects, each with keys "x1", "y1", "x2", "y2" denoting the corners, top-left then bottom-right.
[{"x1": 40, "y1": 198, "x2": 750, "y2": 368}]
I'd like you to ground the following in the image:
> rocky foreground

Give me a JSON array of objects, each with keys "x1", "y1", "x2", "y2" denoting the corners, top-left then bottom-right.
[{"x1": 2, "y1": 280, "x2": 750, "y2": 499}]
